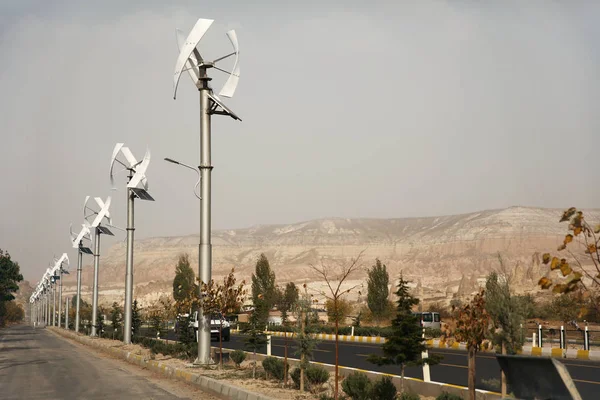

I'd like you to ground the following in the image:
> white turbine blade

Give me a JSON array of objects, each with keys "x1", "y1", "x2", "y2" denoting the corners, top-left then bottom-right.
[
  {"x1": 173, "y1": 18, "x2": 214, "y2": 99},
  {"x1": 120, "y1": 146, "x2": 138, "y2": 168},
  {"x1": 110, "y1": 143, "x2": 125, "y2": 184},
  {"x1": 72, "y1": 227, "x2": 86, "y2": 247},
  {"x1": 177, "y1": 29, "x2": 200, "y2": 83},
  {"x1": 91, "y1": 196, "x2": 111, "y2": 227},
  {"x1": 219, "y1": 30, "x2": 240, "y2": 98},
  {"x1": 127, "y1": 148, "x2": 150, "y2": 189},
  {"x1": 94, "y1": 197, "x2": 110, "y2": 219}
]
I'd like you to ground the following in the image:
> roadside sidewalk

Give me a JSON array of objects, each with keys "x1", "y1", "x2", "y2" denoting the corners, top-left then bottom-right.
[{"x1": 48, "y1": 327, "x2": 276, "y2": 400}]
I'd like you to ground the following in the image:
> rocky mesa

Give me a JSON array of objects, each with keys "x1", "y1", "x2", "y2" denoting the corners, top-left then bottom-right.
[{"x1": 61, "y1": 206, "x2": 600, "y2": 307}]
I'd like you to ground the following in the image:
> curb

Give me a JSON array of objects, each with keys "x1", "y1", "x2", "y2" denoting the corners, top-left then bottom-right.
[
  {"x1": 263, "y1": 330, "x2": 385, "y2": 344},
  {"x1": 519, "y1": 346, "x2": 600, "y2": 361},
  {"x1": 48, "y1": 328, "x2": 275, "y2": 400}
]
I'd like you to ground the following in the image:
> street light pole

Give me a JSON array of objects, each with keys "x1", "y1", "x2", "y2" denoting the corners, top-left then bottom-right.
[
  {"x1": 52, "y1": 281, "x2": 56, "y2": 326},
  {"x1": 58, "y1": 268, "x2": 63, "y2": 328},
  {"x1": 75, "y1": 243, "x2": 83, "y2": 333},
  {"x1": 91, "y1": 228, "x2": 101, "y2": 337},
  {"x1": 197, "y1": 68, "x2": 213, "y2": 365},
  {"x1": 123, "y1": 169, "x2": 135, "y2": 344}
]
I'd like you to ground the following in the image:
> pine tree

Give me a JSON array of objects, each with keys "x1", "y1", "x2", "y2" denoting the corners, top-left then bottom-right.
[
  {"x1": 368, "y1": 274, "x2": 439, "y2": 393},
  {"x1": 367, "y1": 259, "x2": 390, "y2": 324},
  {"x1": 110, "y1": 302, "x2": 123, "y2": 337},
  {"x1": 277, "y1": 282, "x2": 299, "y2": 385},
  {"x1": 96, "y1": 310, "x2": 105, "y2": 337},
  {"x1": 293, "y1": 284, "x2": 319, "y2": 392},
  {"x1": 251, "y1": 254, "x2": 277, "y2": 325},
  {"x1": 243, "y1": 302, "x2": 268, "y2": 379},
  {"x1": 172, "y1": 254, "x2": 196, "y2": 306},
  {"x1": 131, "y1": 299, "x2": 142, "y2": 338}
]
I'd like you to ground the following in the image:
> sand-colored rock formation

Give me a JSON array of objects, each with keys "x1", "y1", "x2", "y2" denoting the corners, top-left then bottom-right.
[{"x1": 60, "y1": 206, "x2": 599, "y2": 308}]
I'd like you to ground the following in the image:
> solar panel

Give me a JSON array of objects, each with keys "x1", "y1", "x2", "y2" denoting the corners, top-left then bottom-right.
[
  {"x1": 131, "y1": 187, "x2": 155, "y2": 201},
  {"x1": 80, "y1": 247, "x2": 93, "y2": 255},
  {"x1": 97, "y1": 226, "x2": 114, "y2": 236}
]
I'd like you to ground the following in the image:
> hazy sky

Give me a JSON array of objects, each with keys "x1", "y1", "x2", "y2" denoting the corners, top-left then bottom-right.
[{"x1": 1, "y1": 1, "x2": 599, "y2": 282}]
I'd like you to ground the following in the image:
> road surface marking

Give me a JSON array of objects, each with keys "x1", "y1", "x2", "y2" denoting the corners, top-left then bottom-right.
[
  {"x1": 437, "y1": 362, "x2": 468, "y2": 369},
  {"x1": 430, "y1": 349, "x2": 496, "y2": 360}
]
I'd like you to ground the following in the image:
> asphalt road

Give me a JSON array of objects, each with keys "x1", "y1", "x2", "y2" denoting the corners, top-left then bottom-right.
[
  {"x1": 219, "y1": 333, "x2": 600, "y2": 399},
  {"x1": 0, "y1": 325, "x2": 214, "y2": 400}
]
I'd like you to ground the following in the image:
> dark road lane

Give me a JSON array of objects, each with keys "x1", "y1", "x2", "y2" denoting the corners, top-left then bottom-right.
[{"x1": 0, "y1": 325, "x2": 198, "y2": 400}]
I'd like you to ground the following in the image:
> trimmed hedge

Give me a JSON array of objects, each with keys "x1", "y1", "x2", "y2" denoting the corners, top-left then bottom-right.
[{"x1": 132, "y1": 336, "x2": 196, "y2": 360}]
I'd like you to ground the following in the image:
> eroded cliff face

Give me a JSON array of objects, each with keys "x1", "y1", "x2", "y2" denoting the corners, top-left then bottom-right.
[{"x1": 61, "y1": 206, "x2": 600, "y2": 307}]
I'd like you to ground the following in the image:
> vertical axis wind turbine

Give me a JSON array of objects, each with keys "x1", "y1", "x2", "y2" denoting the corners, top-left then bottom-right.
[
  {"x1": 172, "y1": 17, "x2": 241, "y2": 364},
  {"x1": 52, "y1": 253, "x2": 69, "y2": 328},
  {"x1": 70, "y1": 223, "x2": 92, "y2": 333},
  {"x1": 110, "y1": 143, "x2": 155, "y2": 344},
  {"x1": 84, "y1": 195, "x2": 114, "y2": 336}
]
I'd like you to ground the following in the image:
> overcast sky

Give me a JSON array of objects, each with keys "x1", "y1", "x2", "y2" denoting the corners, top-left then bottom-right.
[{"x1": 1, "y1": 1, "x2": 599, "y2": 282}]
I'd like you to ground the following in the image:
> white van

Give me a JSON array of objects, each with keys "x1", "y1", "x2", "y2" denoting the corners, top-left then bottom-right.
[
  {"x1": 412, "y1": 312, "x2": 441, "y2": 329},
  {"x1": 189, "y1": 311, "x2": 231, "y2": 342}
]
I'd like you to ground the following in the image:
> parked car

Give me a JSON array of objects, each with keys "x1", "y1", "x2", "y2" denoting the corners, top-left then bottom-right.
[
  {"x1": 412, "y1": 312, "x2": 441, "y2": 329},
  {"x1": 188, "y1": 311, "x2": 231, "y2": 342}
]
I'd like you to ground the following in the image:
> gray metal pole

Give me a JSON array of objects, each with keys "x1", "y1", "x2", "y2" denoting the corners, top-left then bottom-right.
[
  {"x1": 58, "y1": 268, "x2": 63, "y2": 328},
  {"x1": 52, "y1": 283, "x2": 56, "y2": 326},
  {"x1": 47, "y1": 289, "x2": 51, "y2": 325},
  {"x1": 75, "y1": 246, "x2": 83, "y2": 333},
  {"x1": 197, "y1": 70, "x2": 213, "y2": 364},
  {"x1": 123, "y1": 177, "x2": 135, "y2": 344},
  {"x1": 91, "y1": 228, "x2": 101, "y2": 337},
  {"x1": 65, "y1": 297, "x2": 69, "y2": 329}
]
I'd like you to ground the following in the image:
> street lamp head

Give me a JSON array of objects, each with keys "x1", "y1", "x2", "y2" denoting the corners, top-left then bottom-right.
[{"x1": 164, "y1": 157, "x2": 180, "y2": 165}]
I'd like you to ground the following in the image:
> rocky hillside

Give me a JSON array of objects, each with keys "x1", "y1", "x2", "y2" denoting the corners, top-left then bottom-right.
[{"x1": 61, "y1": 206, "x2": 600, "y2": 307}]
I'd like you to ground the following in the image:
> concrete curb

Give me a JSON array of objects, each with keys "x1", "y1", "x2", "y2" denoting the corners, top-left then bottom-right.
[
  {"x1": 48, "y1": 328, "x2": 275, "y2": 400},
  {"x1": 262, "y1": 331, "x2": 600, "y2": 360},
  {"x1": 263, "y1": 330, "x2": 386, "y2": 344},
  {"x1": 519, "y1": 346, "x2": 600, "y2": 361}
]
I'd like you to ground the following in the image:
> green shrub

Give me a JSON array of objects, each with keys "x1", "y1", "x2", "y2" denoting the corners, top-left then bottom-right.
[
  {"x1": 436, "y1": 392, "x2": 463, "y2": 400},
  {"x1": 262, "y1": 357, "x2": 286, "y2": 380},
  {"x1": 306, "y1": 365, "x2": 330, "y2": 390},
  {"x1": 230, "y1": 350, "x2": 247, "y2": 367},
  {"x1": 291, "y1": 367, "x2": 303, "y2": 389},
  {"x1": 372, "y1": 376, "x2": 397, "y2": 400},
  {"x1": 398, "y1": 392, "x2": 420, "y2": 400},
  {"x1": 341, "y1": 372, "x2": 372, "y2": 400}
]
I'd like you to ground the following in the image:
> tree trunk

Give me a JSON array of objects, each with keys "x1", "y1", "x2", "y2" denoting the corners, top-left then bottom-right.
[
  {"x1": 284, "y1": 330, "x2": 288, "y2": 386},
  {"x1": 335, "y1": 315, "x2": 339, "y2": 400},
  {"x1": 401, "y1": 364, "x2": 405, "y2": 394},
  {"x1": 501, "y1": 342, "x2": 507, "y2": 398},
  {"x1": 253, "y1": 350, "x2": 257, "y2": 379},
  {"x1": 300, "y1": 311, "x2": 305, "y2": 392},
  {"x1": 468, "y1": 347, "x2": 476, "y2": 400},
  {"x1": 219, "y1": 319, "x2": 223, "y2": 369}
]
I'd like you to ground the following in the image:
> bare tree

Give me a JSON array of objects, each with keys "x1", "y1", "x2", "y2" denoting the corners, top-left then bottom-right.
[{"x1": 309, "y1": 250, "x2": 365, "y2": 400}]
